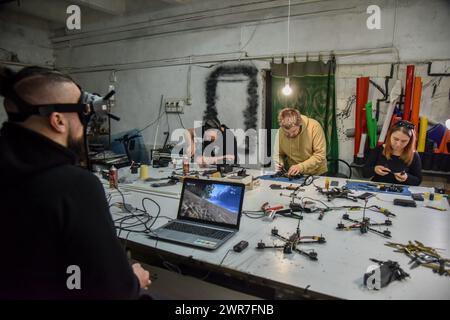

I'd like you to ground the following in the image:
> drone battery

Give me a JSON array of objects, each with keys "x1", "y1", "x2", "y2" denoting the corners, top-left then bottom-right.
[
  {"x1": 217, "y1": 164, "x2": 233, "y2": 174},
  {"x1": 233, "y1": 241, "x2": 249, "y2": 252},
  {"x1": 289, "y1": 203, "x2": 303, "y2": 212},
  {"x1": 330, "y1": 180, "x2": 339, "y2": 187},
  {"x1": 275, "y1": 208, "x2": 293, "y2": 215},
  {"x1": 357, "y1": 192, "x2": 375, "y2": 200},
  {"x1": 393, "y1": 199, "x2": 417, "y2": 207},
  {"x1": 411, "y1": 193, "x2": 424, "y2": 201}
]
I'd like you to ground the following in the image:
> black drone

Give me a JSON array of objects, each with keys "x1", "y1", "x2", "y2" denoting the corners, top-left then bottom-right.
[
  {"x1": 336, "y1": 199, "x2": 392, "y2": 238},
  {"x1": 315, "y1": 186, "x2": 358, "y2": 202},
  {"x1": 276, "y1": 176, "x2": 329, "y2": 220},
  {"x1": 256, "y1": 221, "x2": 326, "y2": 260},
  {"x1": 281, "y1": 193, "x2": 330, "y2": 220}
]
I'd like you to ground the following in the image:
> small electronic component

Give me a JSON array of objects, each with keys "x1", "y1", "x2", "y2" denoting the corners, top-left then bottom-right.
[
  {"x1": 393, "y1": 199, "x2": 417, "y2": 207},
  {"x1": 411, "y1": 193, "x2": 424, "y2": 201},
  {"x1": 379, "y1": 184, "x2": 404, "y2": 193},
  {"x1": 233, "y1": 240, "x2": 249, "y2": 252},
  {"x1": 357, "y1": 192, "x2": 375, "y2": 200}
]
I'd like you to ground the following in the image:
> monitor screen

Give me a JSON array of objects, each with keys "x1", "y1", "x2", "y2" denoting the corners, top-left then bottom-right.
[{"x1": 179, "y1": 179, "x2": 244, "y2": 228}]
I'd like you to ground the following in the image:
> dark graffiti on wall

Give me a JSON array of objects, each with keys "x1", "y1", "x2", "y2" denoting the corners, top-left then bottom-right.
[{"x1": 204, "y1": 64, "x2": 259, "y2": 132}]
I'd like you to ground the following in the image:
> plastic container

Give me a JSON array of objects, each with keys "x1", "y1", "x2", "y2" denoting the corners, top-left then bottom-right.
[
  {"x1": 139, "y1": 165, "x2": 149, "y2": 180},
  {"x1": 109, "y1": 165, "x2": 118, "y2": 189},
  {"x1": 182, "y1": 156, "x2": 190, "y2": 175}
]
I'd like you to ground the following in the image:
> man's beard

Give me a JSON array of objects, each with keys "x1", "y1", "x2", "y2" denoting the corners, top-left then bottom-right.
[{"x1": 67, "y1": 134, "x2": 86, "y2": 162}]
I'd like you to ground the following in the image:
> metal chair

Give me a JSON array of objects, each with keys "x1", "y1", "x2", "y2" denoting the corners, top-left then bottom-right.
[{"x1": 327, "y1": 158, "x2": 352, "y2": 179}]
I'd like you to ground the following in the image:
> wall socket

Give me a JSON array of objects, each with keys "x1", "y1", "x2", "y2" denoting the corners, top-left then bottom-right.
[{"x1": 165, "y1": 98, "x2": 186, "y2": 113}]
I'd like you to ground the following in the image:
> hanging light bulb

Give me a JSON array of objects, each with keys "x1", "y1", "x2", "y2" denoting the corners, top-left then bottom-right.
[
  {"x1": 282, "y1": 0, "x2": 292, "y2": 96},
  {"x1": 282, "y1": 77, "x2": 292, "y2": 96}
]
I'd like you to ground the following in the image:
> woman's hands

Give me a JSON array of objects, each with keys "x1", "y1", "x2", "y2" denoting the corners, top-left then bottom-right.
[
  {"x1": 374, "y1": 165, "x2": 391, "y2": 176},
  {"x1": 394, "y1": 171, "x2": 408, "y2": 182},
  {"x1": 374, "y1": 165, "x2": 407, "y2": 182}
]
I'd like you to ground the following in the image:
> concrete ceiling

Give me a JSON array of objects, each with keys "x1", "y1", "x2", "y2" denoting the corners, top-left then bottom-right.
[
  {"x1": 126, "y1": 0, "x2": 198, "y2": 13},
  {"x1": 0, "y1": 0, "x2": 200, "y2": 27}
]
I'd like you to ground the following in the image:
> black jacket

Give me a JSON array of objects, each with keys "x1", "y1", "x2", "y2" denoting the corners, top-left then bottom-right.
[
  {"x1": 362, "y1": 145, "x2": 422, "y2": 186},
  {"x1": 0, "y1": 122, "x2": 139, "y2": 299}
]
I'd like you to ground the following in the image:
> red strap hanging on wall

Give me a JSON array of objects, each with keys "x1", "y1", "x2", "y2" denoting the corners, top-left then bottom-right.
[
  {"x1": 360, "y1": 77, "x2": 369, "y2": 135},
  {"x1": 354, "y1": 78, "x2": 362, "y2": 157},
  {"x1": 403, "y1": 65, "x2": 415, "y2": 120},
  {"x1": 354, "y1": 77, "x2": 369, "y2": 160}
]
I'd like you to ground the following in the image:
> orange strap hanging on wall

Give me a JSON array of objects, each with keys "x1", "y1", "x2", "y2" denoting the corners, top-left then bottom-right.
[
  {"x1": 437, "y1": 129, "x2": 450, "y2": 154},
  {"x1": 410, "y1": 77, "x2": 422, "y2": 136}
]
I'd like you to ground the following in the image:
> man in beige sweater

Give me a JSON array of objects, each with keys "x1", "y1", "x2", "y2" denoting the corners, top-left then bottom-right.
[{"x1": 273, "y1": 108, "x2": 327, "y2": 176}]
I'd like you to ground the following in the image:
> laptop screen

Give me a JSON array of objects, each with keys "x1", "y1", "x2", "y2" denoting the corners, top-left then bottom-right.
[{"x1": 177, "y1": 178, "x2": 245, "y2": 230}]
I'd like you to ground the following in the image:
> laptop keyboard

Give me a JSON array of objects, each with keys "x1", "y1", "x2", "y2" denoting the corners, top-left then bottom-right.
[{"x1": 164, "y1": 222, "x2": 231, "y2": 240}]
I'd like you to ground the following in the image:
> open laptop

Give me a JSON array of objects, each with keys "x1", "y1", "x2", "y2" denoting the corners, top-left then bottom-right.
[{"x1": 150, "y1": 178, "x2": 245, "y2": 250}]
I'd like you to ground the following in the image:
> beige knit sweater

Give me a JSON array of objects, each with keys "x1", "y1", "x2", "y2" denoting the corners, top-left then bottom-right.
[{"x1": 273, "y1": 115, "x2": 328, "y2": 175}]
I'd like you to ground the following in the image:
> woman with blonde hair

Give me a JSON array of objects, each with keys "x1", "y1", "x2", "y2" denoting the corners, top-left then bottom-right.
[{"x1": 363, "y1": 120, "x2": 422, "y2": 185}]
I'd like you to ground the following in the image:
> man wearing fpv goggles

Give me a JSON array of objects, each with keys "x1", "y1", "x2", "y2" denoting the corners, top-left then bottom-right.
[
  {"x1": 0, "y1": 66, "x2": 150, "y2": 299},
  {"x1": 2, "y1": 66, "x2": 120, "y2": 164}
]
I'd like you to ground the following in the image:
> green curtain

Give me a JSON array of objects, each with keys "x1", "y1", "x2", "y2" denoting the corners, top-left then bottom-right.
[{"x1": 270, "y1": 58, "x2": 338, "y2": 174}]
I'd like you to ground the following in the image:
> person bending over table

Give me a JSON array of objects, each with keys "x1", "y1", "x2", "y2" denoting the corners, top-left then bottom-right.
[
  {"x1": 273, "y1": 107, "x2": 327, "y2": 176},
  {"x1": 182, "y1": 117, "x2": 237, "y2": 167},
  {"x1": 363, "y1": 120, "x2": 422, "y2": 186}
]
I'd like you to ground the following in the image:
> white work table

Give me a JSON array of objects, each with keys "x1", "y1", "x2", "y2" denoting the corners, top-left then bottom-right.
[{"x1": 103, "y1": 167, "x2": 450, "y2": 300}]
